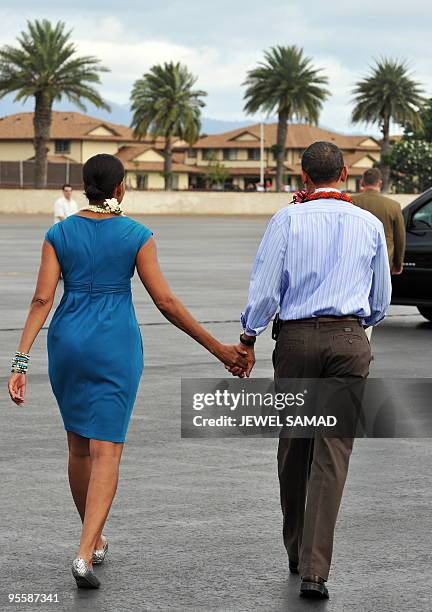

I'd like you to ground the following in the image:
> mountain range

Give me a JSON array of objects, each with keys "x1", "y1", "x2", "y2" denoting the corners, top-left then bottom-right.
[
  {"x1": 0, "y1": 94, "x2": 253, "y2": 135},
  {"x1": 0, "y1": 94, "x2": 372, "y2": 137}
]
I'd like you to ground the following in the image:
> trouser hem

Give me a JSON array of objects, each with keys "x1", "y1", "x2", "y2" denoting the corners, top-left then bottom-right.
[{"x1": 300, "y1": 567, "x2": 329, "y2": 581}]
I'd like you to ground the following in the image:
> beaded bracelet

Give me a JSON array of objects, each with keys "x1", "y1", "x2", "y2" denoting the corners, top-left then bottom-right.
[{"x1": 11, "y1": 351, "x2": 30, "y2": 374}]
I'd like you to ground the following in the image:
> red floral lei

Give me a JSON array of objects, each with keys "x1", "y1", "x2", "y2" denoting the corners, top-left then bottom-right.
[{"x1": 291, "y1": 190, "x2": 353, "y2": 204}]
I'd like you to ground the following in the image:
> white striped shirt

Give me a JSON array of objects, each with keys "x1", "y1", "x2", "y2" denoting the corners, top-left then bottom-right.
[{"x1": 240, "y1": 193, "x2": 392, "y2": 335}]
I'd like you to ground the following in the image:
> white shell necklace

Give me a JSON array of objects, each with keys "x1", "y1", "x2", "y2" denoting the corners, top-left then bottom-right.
[{"x1": 80, "y1": 197, "x2": 124, "y2": 216}]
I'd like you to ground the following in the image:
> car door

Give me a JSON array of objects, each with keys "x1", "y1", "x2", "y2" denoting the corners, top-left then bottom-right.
[{"x1": 392, "y1": 194, "x2": 432, "y2": 304}]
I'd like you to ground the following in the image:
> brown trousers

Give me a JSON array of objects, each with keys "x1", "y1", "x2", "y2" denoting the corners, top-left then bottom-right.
[{"x1": 274, "y1": 317, "x2": 371, "y2": 580}]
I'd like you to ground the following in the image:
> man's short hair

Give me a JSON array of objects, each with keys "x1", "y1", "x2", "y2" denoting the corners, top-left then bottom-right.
[
  {"x1": 301, "y1": 141, "x2": 345, "y2": 184},
  {"x1": 62, "y1": 183, "x2": 72, "y2": 191},
  {"x1": 362, "y1": 167, "x2": 382, "y2": 186}
]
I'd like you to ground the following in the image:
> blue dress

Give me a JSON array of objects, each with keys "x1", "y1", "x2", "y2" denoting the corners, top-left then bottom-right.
[{"x1": 44, "y1": 214, "x2": 153, "y2": 443}]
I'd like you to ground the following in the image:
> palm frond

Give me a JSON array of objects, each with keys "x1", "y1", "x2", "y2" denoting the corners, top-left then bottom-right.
[
  {"x1": 130, "y1": 61, "x2": 206, "y2": 144},
  {"x1": 0, "y1": 18, "x2": 109, "y2": 109},
  {"x1": 351, "y1": 57, "x2": 425, "y2": 131},
  {"x1": 242, "y1": 45, "x2": 330, "y2": 122}
]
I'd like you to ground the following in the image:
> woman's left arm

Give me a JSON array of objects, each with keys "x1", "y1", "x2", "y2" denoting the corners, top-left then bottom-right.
[{"x1": 8, "y1": 240, "x2": 61, "y2": 405}]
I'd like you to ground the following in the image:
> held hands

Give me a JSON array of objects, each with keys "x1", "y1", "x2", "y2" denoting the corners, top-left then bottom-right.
[
  {"x1": 8, "y1": 372, "x2": 26, "y2": 405},
  {"x1": 225, "y1": 344, "x2": 255, "y2": 378},
  {"x1": 215, "y1": 343, "x2": 249, "y2": 374}
]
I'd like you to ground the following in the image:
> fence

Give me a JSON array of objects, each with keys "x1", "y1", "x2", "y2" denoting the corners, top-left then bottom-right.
[
  {"x1": 0, "y1": 188, "x2": 414, "y2": 215},
  {"x1": 0, "y1": 161, "x2": 83, "y2": 188}
]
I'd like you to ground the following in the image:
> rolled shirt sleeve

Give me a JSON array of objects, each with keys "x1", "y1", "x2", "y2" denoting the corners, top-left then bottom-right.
[
  {"x1": 365, "y1": 225, "x2": 392, "y2": 326},
  {"x1": 240, "y1": 216, "x2": 288, "y2": 336}
]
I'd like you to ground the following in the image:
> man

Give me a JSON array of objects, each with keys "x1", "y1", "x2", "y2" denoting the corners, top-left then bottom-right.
[
  {"x1": 352, "y1": 168, "x2": 406, "y2": 275},
  {"x1": 352, "y1": 168, "x2": 405, "y2": 340},
  {"x1": 54, "y1": 184, "x2": 78, "y2": 224},
  {"x1": 229, "y1": 142, "x2": 391, "y2": 599}
]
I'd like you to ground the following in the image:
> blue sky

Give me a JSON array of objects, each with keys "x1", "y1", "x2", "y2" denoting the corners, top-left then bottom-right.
[{"x1": 2, "y1": 1, "x2": 432, "y2": 134}]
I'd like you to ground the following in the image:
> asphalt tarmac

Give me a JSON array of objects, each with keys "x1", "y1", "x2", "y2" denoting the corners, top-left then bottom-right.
[{"x1": 1, "y1": 214, "x2": 432, "y2": 612}]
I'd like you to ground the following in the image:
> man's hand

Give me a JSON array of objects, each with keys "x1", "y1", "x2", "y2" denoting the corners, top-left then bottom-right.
[
  {"x1": 214, "y1": 344, "x2": 249, "y2": 370},
  {"x1": 225, "y1": 344, "x2": 255, "y2": 378},
  {"x1": 391, "y1": 264, "x2": 403, "y2": 275}
]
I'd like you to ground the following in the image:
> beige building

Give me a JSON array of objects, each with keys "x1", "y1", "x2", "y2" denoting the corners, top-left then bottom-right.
[
  {"x1": 0, "y1": 112, "x2": 381, "y2": 191},
  {"x1": 187, "y1": 123, "x2": 381, "y2": 192},
  {"x1": 0, "y1": 111, "x2": 136, "y2": 162},
  {"x1": 116, "y1": 145, "x2": 195, "y2": 190},
  {"x1": 0, "y1": 111, "x2": 190, "y2": 189}
]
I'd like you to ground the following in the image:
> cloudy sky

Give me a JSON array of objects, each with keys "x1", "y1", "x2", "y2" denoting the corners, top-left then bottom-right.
[{"x1": 2, "y1": 1, "x2": 432, "y2": 134}]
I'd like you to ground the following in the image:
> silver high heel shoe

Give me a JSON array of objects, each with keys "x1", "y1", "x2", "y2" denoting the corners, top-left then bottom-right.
[
  {"x1": 92, "y1": 535, "x2": 108, "y2": 565},
  {"x1": 71, "y1": 558, "x2": 101, "y2": 589}
]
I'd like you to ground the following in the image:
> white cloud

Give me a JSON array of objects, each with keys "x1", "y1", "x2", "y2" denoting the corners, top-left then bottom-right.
[
  {"x1": 75, "y1": 20, "x2": 263, "y2": 116},
  {"x1": 0, "y1": 2, "x2": 431, "y2": 133}
]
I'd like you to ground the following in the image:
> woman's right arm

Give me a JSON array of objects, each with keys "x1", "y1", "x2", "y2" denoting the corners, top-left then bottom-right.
[
  {"x1": 135, "y1": 238, "x2": 248, "y2": 370},
  {"x1": 8, "y1": 240, "x2": 61, "y2": 405}
]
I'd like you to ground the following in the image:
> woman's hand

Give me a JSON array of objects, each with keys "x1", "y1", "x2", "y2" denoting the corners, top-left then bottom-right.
[
  {"x1": 8, "y1": 373, "x2": 26, "y2": 405},
  {"x1": 214, "y1": 343, "x2": 249, "y2": 373},
  {"x1": 225, "y1": 345, "x2": 256, "y2": 378}
]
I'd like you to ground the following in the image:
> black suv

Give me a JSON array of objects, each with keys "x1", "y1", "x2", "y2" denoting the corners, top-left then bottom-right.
[{"x1": 391, "y1": 188, "x2": 432, "y2": 321}]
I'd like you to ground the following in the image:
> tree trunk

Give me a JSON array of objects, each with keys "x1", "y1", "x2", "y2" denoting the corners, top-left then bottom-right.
[
  {"x1": 33, "y1": 92, "x2": 52, "y2": 188},
  {"x1": 164, "y1": 136, "x2": 173, "y2": 191},
  {"x1": 276, "y1": 108, "x2": 289, "y2": 192},
  {"x1": 380, "y1": 114, "x2": 391, "y2": 193}
]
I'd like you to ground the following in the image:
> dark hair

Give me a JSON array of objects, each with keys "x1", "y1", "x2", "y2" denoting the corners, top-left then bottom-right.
[
  {"x1": 83, "y1": 154, "x2": 125, "y2": 201},
  {"x1": 301, "y1": 141, "x2": 345, "y2": 185},
  {"x1": 362, "y1": 167, "x2": 382, "y2": 186},
  {"x1": 62, "y1": 183, "x2": 72, "y2": 190}
]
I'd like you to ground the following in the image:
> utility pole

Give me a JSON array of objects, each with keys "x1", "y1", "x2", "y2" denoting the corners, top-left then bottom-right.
[{"x1": 260, "y1": 122, "x2": 265, "y2": 189}]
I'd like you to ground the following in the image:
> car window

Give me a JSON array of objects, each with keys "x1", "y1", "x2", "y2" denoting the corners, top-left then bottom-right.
[{"x1": 411, "y1": 200, "x2": 432, "y2": 229}]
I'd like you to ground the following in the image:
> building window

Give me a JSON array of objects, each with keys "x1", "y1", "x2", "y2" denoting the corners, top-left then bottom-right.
[
  {"x1": 248, "y1": 149, "x2": 260, "y2": 161},
  {"x1": 223, "y1": 148, "x2": 238, "y2": 161},
  {"x1": 172, "y1": 174, "x2": 179, "y2": 189},
  {"x1": 136, "y1": 173, "x2": 148, "y2": 190},
  {"x1": 187, "y1": 148, "x2": 197, "y2": 159},
  {"x1": 202, "y1": 149, "x2": 217, "y2": 161},
  {"x1": 55, "y1": 139, "x2": 71, "y2": 154}
]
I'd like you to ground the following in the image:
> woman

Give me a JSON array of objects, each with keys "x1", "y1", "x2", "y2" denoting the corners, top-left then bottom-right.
[{"x1": 7, "y1": 154, "x2": 247, "y2": 589}]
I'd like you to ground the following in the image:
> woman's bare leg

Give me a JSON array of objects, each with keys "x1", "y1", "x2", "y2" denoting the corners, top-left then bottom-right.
[
  {"x1": 67, "y1": 432, "x2": 91, "y2": 522},
  {"x1": 67, "y1": 432, "x2": 109, "y2": 551},
  {"x1": 77, "y1": 439, "x2": 124, "y2": 562}
]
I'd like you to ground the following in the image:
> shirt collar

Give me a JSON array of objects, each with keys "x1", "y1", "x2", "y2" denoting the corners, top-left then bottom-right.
[{"x1": 313, "y1": 188, "x2": 341, "y2": 193}]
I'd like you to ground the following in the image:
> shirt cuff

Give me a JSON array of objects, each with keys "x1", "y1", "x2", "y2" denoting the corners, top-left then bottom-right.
[
  {"x1": 240, "y1": 313, "x2": 259, "y2": 336},
  {"x1": 364, "y1": 312, "x2": 385, "y2": 327}
]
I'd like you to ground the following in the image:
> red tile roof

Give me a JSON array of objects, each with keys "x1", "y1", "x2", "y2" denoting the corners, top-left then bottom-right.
[
  {"x1": 121, "y1": 160, "x2": 201, "y2": 174},
  {"x1": 194, "y1": 123, "x2": 381, "y2": 151},
  {"x1": 0, "y1": 111, "x2": 160, "y2": 143}
]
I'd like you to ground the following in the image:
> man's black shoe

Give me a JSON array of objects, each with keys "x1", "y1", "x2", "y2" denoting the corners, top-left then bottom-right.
[
  {"x1": 289, "y1": 560, "x2": 299, "y2": 574},
  {"x1": 299, "y1": 575, "x2": 329, "y2": 599}
]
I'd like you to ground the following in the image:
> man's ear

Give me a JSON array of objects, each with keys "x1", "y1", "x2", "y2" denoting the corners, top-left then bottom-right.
[
  {"x1": 301, "y1": 169, "x2": 310, "y2": 186},
  {"x1": 340, "y1": 166, "x2": 348, "y2": 183}
]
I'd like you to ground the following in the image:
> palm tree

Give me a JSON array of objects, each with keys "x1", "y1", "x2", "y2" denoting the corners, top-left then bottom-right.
[
  {"x1": 352, "y1": 58, "x2": 425, "y2": 192},
  {"x1": 0, "y1": 19, "x2": 109, "y2": 188},
  {"x1": 243, "y1": 45, "x2": 329, "y2": 192},
  {"x1": 130, "y1": 62, "x2": 206, "y2": 191}
]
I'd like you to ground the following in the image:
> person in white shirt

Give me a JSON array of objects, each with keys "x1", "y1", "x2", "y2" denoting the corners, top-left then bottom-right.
[{"x1": 54, "y1": 184, "x2": 78, "y2": 223}]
